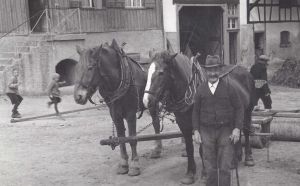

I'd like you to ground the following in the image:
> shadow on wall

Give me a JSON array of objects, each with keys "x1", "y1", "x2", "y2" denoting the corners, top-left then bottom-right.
[{"x1": 55, "y1": 59, "x2": 78, "y2": 86}]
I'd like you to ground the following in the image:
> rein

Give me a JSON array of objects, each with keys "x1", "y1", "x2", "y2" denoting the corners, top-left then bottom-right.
[{"x1": 166, "y1": 56, "x2": 205, "y2": 113}]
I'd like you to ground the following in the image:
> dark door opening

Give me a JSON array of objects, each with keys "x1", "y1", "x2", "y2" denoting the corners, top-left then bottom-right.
[
  {"x1": 55, "y1": 59, "x2": 78, "y2": 86},
  {"x1": 229, "y1": 32, "x2": 237, "y2": 64},
  {"x1": 254, "y1": 32, "x2": 265, "y2": 61},
  {"x1": 28, "y1": 0, "x2": 46, "y2": 32},
  {"x1": 179, "y1": 6, "x2": 223, "y2": 65}
]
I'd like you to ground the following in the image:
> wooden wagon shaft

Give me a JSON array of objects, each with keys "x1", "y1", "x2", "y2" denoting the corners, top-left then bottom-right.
[
  {"x1": 100, "y1": 131, "x2": 273, "y2": 147},
  {"x1": 252, "y1": 116, "x2": 273, "y2": 125},
  {"x1": 10, "y1": 105, "x2": 105, "y2": 123},
  {"x1": 252, "y1": 111, "x2": 300, "y2": 118}
]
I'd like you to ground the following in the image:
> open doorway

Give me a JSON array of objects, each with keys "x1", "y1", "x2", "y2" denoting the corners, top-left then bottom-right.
[
  {"x1": 229, "y1": 32, "x2": 238, "y2": 64},
  {"x1": 179, "y1": 6, "x2": 223, "y2": 65},
  {"x1": 254, "y1": 32, "x2": 265, "y2": 61},
  {"x1": 55, "y1": 59, "x2": 78, "y2": 86}
]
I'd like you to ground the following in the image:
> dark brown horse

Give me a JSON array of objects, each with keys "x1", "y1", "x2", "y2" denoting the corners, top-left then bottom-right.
[
  {"x1": 74, "y1": 40, "x2": 162, "y2": 176},
  {"x1": 143, "y1": 49, "x2": 256, "y2": 184}
]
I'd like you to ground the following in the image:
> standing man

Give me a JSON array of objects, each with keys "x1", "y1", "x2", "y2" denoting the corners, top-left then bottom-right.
[
  {"x1": 250, "y1": 55, "x2": 272, "y2": 111},
  {"x1": 192, "y1": 55, "x2": 244, "y2": 186},
  {"x1": 6, "y1": 68, "x2": 23, "y2": 118}
]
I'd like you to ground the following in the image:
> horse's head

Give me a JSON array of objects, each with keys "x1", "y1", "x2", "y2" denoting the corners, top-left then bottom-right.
[
  {"x1": 143, "y1": 50, "x2": 177, "y2": 108},
  {"x1": 74, "y1": 45, "x2": 100, "y2": 104},
  {"x1": 74, "y1": 41, "x2": 123, "y2": 105}
]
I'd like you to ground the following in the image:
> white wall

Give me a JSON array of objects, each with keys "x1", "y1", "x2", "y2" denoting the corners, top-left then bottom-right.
[
  {"x1": 240, "y1": 0, "x2": 247, "y2": 25},
  {"x1": 163, "y1": 0, "x2": 177, "y2": 32}
]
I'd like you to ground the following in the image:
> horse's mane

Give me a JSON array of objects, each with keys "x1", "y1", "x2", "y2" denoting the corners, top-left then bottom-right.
[
  {"x1": 173, "y1": 53, "x2": 192, "y2": 84},
  {"x1": 153, "y1": 50, "x2": 193, "y2": 84}
]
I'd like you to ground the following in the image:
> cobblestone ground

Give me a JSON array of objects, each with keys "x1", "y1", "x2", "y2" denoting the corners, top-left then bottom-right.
[{"x1": 0, "y1": 85, "x2": 300, "y2": 186}]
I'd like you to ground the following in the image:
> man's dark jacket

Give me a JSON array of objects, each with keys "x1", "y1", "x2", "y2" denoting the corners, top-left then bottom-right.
[
  {"x1": 192, "y1": 77, "x2": 244, "y2": 131},
  {"x1": 250, "y1": 62, "x2": 271, "y2": 94}
]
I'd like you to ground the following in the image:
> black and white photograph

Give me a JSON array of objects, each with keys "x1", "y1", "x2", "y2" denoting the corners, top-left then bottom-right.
[{"x1": 0, "y1": 0, "x2": 300, "y2": 185}]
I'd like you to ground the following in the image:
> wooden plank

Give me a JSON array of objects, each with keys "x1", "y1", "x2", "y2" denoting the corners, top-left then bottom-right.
[
  {"x1": 15, "y1": 0, "x2": 22, "y2": 33},
  {"x1": 252, "y1": 111, "x2": 300, "y2": 118},
  {"x1": 11, "y1": 105, "x2": 106, "y2": 123},
  {"x1": 0, "y1": 0, "x2": 3, "y2": 32},
  {"x1": 2, "y1": 0, "x2": 9, "y2": 32},
  {"x1": 10, "y1": 0, "x2": 17, "y2": 33}
]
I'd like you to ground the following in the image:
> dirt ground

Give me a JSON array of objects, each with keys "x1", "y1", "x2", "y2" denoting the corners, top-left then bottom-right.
[{"x1": 0, "y1": 85, "x2": 300, "y2": 186}]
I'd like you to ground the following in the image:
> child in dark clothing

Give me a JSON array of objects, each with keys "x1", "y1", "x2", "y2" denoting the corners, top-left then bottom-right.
[
  {"x1": 47, "y1": 73, "x2": 65, "y2": 115},
  {"x1": 6, "y1": 68, "x2": 23, "y2": 118}
]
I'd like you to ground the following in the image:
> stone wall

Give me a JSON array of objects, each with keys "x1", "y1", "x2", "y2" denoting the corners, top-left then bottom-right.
[{"x1": 0, "y1": 29, "x2": 164, "y2": 95}]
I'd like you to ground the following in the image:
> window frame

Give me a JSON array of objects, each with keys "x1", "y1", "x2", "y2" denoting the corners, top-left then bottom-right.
[
  {"x1": 280, "y1": 31, "x2": 291, "y2": 48},
  {"x1": 125, "y1": 0, "x2": 143, "y2": 9}
]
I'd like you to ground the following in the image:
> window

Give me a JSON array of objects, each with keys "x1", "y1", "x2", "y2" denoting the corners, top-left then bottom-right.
[
  {"x1": 280, "y1": 31, "x2": 291, "y2": 48},
  {"x1": 227, "y1": 4, "x2": 239, "y2": 30},
  {"x1": 125, "y1": 0, "x2": 143, "y2": 8},
  {"x1": 228, "y1": 18, "x2": 238, "y2": 29}
]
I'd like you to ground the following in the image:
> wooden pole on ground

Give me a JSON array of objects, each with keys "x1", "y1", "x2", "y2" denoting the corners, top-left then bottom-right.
[
  {"x1": 100, "y1": 131, "x2": 273, "y2": 147},
  {"x1": 10, "y1": 105, "x2": 105, "y2": 123},
  {"x1": 252, "y1": 111, "x2": 300, "y2": 118}
]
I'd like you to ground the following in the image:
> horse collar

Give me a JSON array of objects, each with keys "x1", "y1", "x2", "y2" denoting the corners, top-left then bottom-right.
[{"x1": 98, "y1": 51, "x2": 132, "y2": 105}]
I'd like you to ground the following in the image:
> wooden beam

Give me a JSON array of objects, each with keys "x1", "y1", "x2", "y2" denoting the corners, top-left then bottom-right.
[
  {"x1": 252, "y1": 111, "x2": 300, "y2": 118},
  {"x1": 100, "y1": 131, "x2": 273, "y2": 147},
  {"x1": 10, "y1": 105, "x2": 106, "y2": 123}
]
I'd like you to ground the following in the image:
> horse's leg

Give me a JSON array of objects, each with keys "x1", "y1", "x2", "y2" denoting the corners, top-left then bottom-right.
[
  {"x1": 149, "y1": 104, "x2": 162, "y2": 158},
  {"x1": 110, "y1": 107, "x2": 129, "y2": 174},
  {"x1": 176, "y1": 112, "x2": 196, "y2": 185},
  {"x1": 244, "y1": 109, "x2": 255, "y2": 166},
  {"x1": 125, "y1": 111, "x2": 140, "y2": 176}
]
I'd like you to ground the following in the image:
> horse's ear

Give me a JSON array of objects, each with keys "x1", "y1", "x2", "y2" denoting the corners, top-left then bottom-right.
[
  {"x1": 166, "y1": 53, "x2": 177, "y2": 65},
  {"x1": 111, "y1": 39, "x2": 120, "y2": 51},
  {"x1": 170, "y1": 53, "x2": 178, "y2": 60},
  {"x1": 166, "y1": 39, "x2": 175, "y2": 54},
  {"x1": 149, "y1": 48, "x2": 155, "y2": 58},
  {"x1": 76, "y1": 45, "x2": 83, "y2": 54}
]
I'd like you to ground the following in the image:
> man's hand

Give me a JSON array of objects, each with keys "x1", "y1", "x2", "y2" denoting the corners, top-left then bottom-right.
[
  {"x1": 230, "y1": 128, "x2": 240, "y2": 144},
  {"x1": 193, "y1": 130, "x2": 202, "y2": 144}
]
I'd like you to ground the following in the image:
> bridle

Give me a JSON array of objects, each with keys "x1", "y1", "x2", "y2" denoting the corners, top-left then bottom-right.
[
  {"x1": 144, "y1": 62, "x2": 173, "y2": 106},
  {"x1": 79, "y1": 46, "x2": 132, "y2": 105}
]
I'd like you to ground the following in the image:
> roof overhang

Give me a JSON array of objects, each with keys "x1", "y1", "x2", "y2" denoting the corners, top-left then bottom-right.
[{"x1": 173, "y1": 0, "x2": 239, "y2": 4}]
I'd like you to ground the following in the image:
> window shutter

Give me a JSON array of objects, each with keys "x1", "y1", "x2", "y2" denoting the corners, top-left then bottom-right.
[{"x1": 144, "y1": 0, "x2": 156, "y2": 8}]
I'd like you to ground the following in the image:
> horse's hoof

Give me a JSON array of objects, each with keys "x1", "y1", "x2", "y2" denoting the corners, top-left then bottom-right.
[
  {"x1": 180, "y1": 173, "x2": 195, "y2": 185},
  {"x1": 116, "y1": 164, "x2": 129, "y2": 174},
  {"x1": 244, "y1": 156, "x2": 255, "y2": 167},
  {"x1": 150, "y1": 150, "x2": 161, "y2": 159},
  {"x1": 128, "y1": 167, "x2": 140, "y2": 176}
]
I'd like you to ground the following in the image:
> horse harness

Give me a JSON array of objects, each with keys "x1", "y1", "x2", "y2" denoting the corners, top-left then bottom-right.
[
  {"x1": 89, "y1": 47, "x2": 145, "y2": 109},
  {"x1": 166, "y1": 60, "x2": 238, "y2": 113}
]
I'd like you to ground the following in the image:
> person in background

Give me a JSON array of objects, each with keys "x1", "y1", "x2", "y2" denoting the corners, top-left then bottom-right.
[
  {"x1": 6, "y1": 68, "x2": 23, "y2": 118},
  {"x1": 192, "y1": 55, "x2": 244, "y2": 186},
  {"x1": 250, "y1": 55, "x2": 272, "y2": 111},
  {"x1": 47, "y1": 73, "x2": 65, "y2": 116}
]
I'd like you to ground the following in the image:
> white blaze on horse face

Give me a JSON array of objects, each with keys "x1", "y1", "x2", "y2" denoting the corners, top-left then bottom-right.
[{"x1": 143, "y1": 62, "x2": 156, "y2": 108}]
